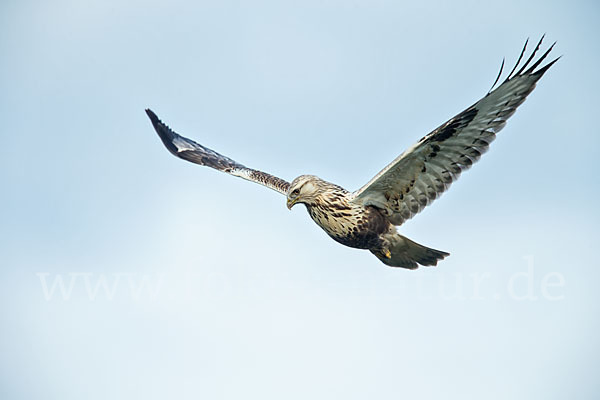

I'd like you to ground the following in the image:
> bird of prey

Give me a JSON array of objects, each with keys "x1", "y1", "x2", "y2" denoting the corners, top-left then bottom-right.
[{"x1": 146, "y1": 37, "x2": 558, "y2": 269}]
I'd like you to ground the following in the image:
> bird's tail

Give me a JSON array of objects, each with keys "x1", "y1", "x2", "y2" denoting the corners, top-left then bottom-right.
[{"x1": 371, "y1": 234, "x2": 449, "y2": 269}]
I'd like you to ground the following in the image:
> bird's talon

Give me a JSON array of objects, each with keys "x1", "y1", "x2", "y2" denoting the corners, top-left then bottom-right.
[{"x1": 384, "y1": 249, "x2": 392, "y2": 259}]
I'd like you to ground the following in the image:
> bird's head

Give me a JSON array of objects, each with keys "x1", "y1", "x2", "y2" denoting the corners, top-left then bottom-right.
[{"x1": 286, "y1": 175, "x2": 323, "y2": 209}]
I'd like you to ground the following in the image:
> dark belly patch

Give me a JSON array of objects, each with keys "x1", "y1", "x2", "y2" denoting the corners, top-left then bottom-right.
[{"x1": 308, "y1": 204, "x2": 389, "y2": 250}]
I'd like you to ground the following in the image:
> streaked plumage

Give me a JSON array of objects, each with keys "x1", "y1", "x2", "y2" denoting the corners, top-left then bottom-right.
[{"x1": 146, "y1": 37, "x2": 558, "y2": 269}]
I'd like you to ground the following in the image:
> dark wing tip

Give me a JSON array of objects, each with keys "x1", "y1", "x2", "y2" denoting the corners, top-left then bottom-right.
[
  {"x1": 488, "y1": 57, "x2": 505, "y2": 94},
  {"x1": 533, "y1": 55, "x2": 561, "y2": 77},
  {"x1": 495, "y1": 36, "x2": 559, "y2": 88},
  {"x1": 145, "y1": 108, "x2": 158, "y2": 123},
  {"x1": 144, "y1": 108, "x2": 180, "y2": 156}
]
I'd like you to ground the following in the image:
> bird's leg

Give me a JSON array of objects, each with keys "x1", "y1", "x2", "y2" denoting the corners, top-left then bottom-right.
[
  {"x1": 374, "y1": 246, "x2": 392, "y2": 259},
  {"x1": 377, "y1": 236, "x2": 393, "y2": 259}
]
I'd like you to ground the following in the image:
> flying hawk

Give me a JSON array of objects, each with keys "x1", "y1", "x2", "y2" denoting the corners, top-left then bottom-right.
[{"x1": 146, "y1": 37, "x2": 558, "y2": 269}]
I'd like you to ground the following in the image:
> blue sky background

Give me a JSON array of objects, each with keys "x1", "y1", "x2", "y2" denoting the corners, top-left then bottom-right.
[{"x1": 1, "y1": 0, "x2": 599, "y2": 399}]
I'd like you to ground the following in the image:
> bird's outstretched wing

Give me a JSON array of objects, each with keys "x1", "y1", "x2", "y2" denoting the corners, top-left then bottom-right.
[
  {"x1": 146, "y1": 109, "x2": 291, "y2": 195},
  {"x1": 352, "y1": 36, "x2": 559, "y2": 226}
]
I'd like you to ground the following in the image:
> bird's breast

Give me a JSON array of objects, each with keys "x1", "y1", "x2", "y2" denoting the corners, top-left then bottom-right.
[{"x1": 306, "y1": 201, "x2": 389, "y2": 250}]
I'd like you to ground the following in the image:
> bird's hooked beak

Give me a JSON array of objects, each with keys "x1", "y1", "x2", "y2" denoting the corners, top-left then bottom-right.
[{"x1": 287, "y1": 198, "x2": 298, "y2": 210}]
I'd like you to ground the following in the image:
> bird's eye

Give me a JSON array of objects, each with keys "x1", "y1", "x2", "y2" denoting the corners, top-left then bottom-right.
[{"x1": 291, "y1": 188, "x2": 300, "y2": 197}]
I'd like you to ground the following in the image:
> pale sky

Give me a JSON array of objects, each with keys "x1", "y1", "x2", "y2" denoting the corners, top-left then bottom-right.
[{"x1": 1, "y1": 0, "x2": 599, "y2": 399}]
